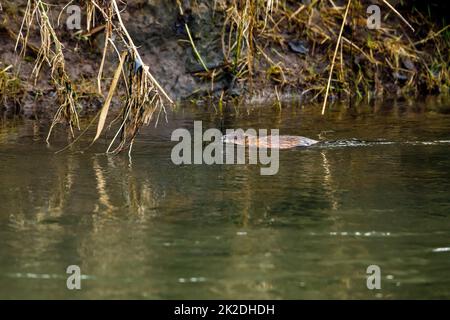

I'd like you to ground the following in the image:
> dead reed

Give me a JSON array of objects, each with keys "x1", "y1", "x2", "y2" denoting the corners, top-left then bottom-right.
[{"x1": 13, "y1": 0, "x2": 174, "y2": 152}]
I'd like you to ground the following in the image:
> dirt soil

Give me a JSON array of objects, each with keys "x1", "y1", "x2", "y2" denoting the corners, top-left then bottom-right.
[{"x1": 0, "y1": 0, "x2": 449, "y2": 118}]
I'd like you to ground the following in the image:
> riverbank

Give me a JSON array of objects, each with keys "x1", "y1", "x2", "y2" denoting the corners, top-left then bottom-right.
[{"x1": 0, "y1": 1, "x2": 449, "y2": 121}]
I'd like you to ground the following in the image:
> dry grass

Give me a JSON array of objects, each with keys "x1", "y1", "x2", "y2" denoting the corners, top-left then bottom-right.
[
  {"x1": 5, "y1": 0, "x2": 449, "y2": 148},
  {"x1": 212, "y1": 0, "x2": 449, "y2": 105},
  {"x1": 16, "y1": 0, "x2": 80, "y2": 141},
  {"x1": 14, "y1": 0, "x2": 174, "y2": 152},
  {"x1": 0, "y1": 64, "x2": 23, "y2": 105},
  {"x1": 91, "y1": 0, "x2": 173, "y2": 154}
]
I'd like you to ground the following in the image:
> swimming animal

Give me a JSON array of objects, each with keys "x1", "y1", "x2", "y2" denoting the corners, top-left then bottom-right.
[{"x1": 222, "y1": 132, "x2": 319, "y2": 149}]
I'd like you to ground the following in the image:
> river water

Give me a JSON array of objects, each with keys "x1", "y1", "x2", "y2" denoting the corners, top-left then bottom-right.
[{"x1": 0, "y1": 97, "x2": 450, "y2": 299}]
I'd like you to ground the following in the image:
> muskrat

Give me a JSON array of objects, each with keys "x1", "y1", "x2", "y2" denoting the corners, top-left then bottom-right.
[{"x1": 222, "y1": 132, "x2": 319, "y2": 149}]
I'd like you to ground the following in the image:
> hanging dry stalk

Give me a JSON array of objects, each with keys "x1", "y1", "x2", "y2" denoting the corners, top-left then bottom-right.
[
  {"x1": 106, "y1": 52, "x2": 166, "y2": 153},
  {"x1": 93, "y1": 51, "x2": 127, "y2": 144},
  {"x1": 14, "y1": 0, "x2": 172, "y2": 152},
  {"x1": 16, "y1": 0, "x2": 80, "y2": 141},
  {"x1": 89, "y1": 0, "x2": 173, "y2": 153}
]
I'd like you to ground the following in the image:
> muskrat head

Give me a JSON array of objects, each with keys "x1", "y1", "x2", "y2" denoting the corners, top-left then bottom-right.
[{"x1": 221, "y1": 131, "x2": 249, "y2": 144}]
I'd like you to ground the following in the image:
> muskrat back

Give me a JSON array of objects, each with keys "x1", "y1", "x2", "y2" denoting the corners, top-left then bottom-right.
[{"x1": 222, "y1": 133, "x2": 319, "y2": 149}]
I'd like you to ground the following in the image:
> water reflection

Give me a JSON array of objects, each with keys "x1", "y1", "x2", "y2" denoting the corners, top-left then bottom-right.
[{"x1": 0, "y1": 97, "x2": 450, "y2": 298}]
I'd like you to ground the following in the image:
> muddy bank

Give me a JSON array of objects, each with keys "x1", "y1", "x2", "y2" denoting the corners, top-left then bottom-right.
[{"x1": 0, "y1": 0, "x2": 449, "y2": 118}]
